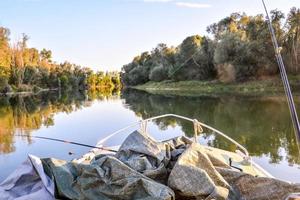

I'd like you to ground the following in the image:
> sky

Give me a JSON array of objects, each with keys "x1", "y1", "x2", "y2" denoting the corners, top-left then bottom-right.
[{"x1": 0, "y1": 0, "x2": 299, "y2": 71}]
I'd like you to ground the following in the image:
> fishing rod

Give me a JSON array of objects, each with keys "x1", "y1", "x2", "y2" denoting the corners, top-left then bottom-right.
[
  {"x1": 262, "y1": 0, "x2": 300, "y2": 139},
  {"x1": 15, "y1": 134, "x2": 118, "y2": 153}
]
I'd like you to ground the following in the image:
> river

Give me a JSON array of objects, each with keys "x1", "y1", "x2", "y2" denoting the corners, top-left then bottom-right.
[{"x1": 0, "y1": 89, "x2": 299, "y2": 182}]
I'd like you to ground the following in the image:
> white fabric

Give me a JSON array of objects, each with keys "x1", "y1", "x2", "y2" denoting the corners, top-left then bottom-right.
[{"x1": 0, "y1": 155, "x2": 55, "y2": 200}]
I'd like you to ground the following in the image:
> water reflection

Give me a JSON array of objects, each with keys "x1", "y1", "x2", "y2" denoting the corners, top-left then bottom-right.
[
  {"x1": 0, "y1": 88, "x2": 299, "y2": 182},
  {"x1": 0, "y1": 89, "x2": 118, "y2": 154},
  {"x1": 122, "y1": 89, "x2": 300, "y2": 166}
]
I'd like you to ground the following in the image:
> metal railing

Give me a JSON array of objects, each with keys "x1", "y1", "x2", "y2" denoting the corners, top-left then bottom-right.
[{"x1": 97, "y1": 113, "x2": 249, "y2": 158}]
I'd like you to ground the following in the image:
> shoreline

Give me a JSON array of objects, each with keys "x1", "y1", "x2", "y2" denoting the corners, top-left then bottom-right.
[
  {"x1": 0, "y1": 88, "x2": 59, "y2": 96},
  {"x1": 132, "y1": 76, "x2": 300, "y2": 97}
]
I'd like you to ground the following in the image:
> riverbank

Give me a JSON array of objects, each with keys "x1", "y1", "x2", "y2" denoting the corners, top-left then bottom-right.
[{"x1": 132, "y1": 75, "x2": 300, "y2": 96}]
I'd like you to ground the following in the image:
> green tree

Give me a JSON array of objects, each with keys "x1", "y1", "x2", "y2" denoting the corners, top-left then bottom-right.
[
  {"x1": 284, "y1": 7, "x2": 300, "y2": 73},
  {"x1": 214, "y1": 32, "x2": 257, "y2": 82},
  {"x1": 149, "y1": 65, "x2": 168, "y2": 82},
  {"x1": 23, "y1": 48, "x2": 40, "y2": 67},
  {"x1": 40, "y1": 48, "x2": 52, "y2": 63}
]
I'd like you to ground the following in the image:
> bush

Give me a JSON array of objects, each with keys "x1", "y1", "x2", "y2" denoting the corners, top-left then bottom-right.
[
  {"x1": 2, "y1": 84, "x2": 12, "y2": 93},
  {"x1": 23, "y1": 66, "x2": 39, "y2": 85},
  {"x1": 149, "y1": 65, "x2": 168, "y2": 82},
  {"x1": 17, "y1": 84, "x2": 32, "y2": 92},
  {"x1": 214, "y1": 33, "x2": 258, "y2": 82},
  {"x1": 127, "y1": 66, "x2": 149, "y2": 85},
  {"x1": 0, "y1": 77, "x2": 11, "y2": 93},
  {"x1": 216, "y1": 63, "x2": 236, "y2": 83},
  {"x1": 0, "y1": 76, "x2": 8, "y2": 88},
  {"x1": 59, "y1": 75, "x2": 69, "y2": 89}
]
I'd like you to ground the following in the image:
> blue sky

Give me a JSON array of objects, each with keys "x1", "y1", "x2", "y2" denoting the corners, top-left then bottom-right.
[{"x1": 0, "y1": 0, "x2": 299, "y2": 71}]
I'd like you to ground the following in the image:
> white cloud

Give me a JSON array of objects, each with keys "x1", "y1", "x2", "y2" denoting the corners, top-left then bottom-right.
[
  {"x1": 143, "y1": 0, "x2": 173, "y2": 2},
  {"x1": 175, "y1": 2, "x2": 211, "y2": 8},
  {"x1": 142, "y1": 0, "x2": 212, "y2": 9}
]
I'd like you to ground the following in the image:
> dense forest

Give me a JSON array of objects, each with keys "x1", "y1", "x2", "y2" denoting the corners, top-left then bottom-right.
[
  {"x1": 0, "y1": 28, "x2": 121, "y2": 94},
  {"x1": 121, "y1": 7, "x2": 300, "y2": 85}
]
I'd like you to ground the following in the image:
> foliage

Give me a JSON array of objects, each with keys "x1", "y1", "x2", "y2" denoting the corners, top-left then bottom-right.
[
  {"x1": 0, "y1": 27, "x2": 11, "y2": 68},
  {"x1": 0, "y1": 27, "x2": 121, "y2": 93},
  {"x1": 214, "y1": 33, "x2": 257, "y2": 82},
  {"x1": 122, "y1": 8, "x2": 300, "y2": 85},
  {"x1": 149, "y1": 65, "x2": 168, "y2": 82},
  {"x1": 283, "y1": 7, "x2": 300, "y2": 73}
]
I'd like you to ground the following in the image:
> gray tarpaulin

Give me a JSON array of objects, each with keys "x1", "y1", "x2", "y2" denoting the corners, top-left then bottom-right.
[
  {"x1": 42, "y1": 155, "x2": 174, "y2": 200},
  {"x1": 1, "y1": 130, "x2": 300, "y2": 200},
  {"x1": 217, "y1": 167, "x2": 300, "y2": 200},
  {"x1": 168, "y1": 143, "x2": 231, "y2": 199},
  {"x1": 0, "y1": 155, "x2": 54, "y2": 200}
]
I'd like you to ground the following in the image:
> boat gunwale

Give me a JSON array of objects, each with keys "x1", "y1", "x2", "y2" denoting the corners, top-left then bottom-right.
[
  {"x1": 95, "y1": 113, "x2": 275, "y2": 178},
  {"x1": 97, "y1": 114, "x2": 249, "y2": 156}
]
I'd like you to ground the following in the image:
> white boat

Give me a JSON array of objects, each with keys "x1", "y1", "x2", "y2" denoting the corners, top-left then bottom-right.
[
  {"x1": 95, "y1": 113, "x2": 273, "y2": 178},
  {"x1": 1, "y1": 113, "x2": 299, "y2": 200}
]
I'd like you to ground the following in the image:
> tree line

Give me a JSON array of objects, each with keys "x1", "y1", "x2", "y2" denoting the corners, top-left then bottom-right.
[
  {"x1": 121, "y1": 7, "x2": 300, "y2": 85},
  {"x1": 0, "y1": 28, "x2": 121, "y2": 93}
]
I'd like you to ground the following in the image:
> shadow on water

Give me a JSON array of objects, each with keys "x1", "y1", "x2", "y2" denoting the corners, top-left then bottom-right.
[{"x1": 122, "y1": 89, "x2": 300, "y2": 166}]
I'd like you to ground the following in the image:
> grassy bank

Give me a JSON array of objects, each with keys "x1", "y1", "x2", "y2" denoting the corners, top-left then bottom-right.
[{"x1": 132, "y1": 75, "x2": 300, "y2": 96}]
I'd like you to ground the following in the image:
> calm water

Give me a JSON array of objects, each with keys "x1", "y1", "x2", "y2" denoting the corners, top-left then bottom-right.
[{"x1": 0, "y1": 89, "x2": 299, "y2": 182}]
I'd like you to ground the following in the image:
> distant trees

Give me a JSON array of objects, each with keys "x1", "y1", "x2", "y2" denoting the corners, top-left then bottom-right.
[
  {"x1": 87, "y1": 71, "x2": 121, "y2": 90},
  {"x1": 40, "y1": 48, "x2": 52, "y2": 62},
  {"x1": 121, "y1": 35, "x2": 216, "y2": 85},
  {"x1": 121, "y1": 7, "x2": 300, "y2": 85},
  {"x1": 0, "y1": 27, "x2": 121, "y2": 93},
  {"x1": 149, "y1": 65, "x2": 168, "y2": 82},
  {"x1": 0, "y1": 27, "x2": 11, "y2": 68},
  {"x1": 284, "y1": 7, "x2": 300, "y2": 73}
]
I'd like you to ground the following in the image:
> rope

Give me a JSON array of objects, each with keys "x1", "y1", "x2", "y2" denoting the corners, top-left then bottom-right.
[
  {"x1": 193, "y1": 119, "x2": 203, "y2": 142},
  {"x1": 140, "y1": 120, "x2": 148, "y2": 134}
]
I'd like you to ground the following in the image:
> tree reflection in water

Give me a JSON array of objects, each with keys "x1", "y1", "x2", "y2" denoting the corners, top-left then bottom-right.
[
  {"x1": 0, "y1": 88, "x2": 299, "y2": 168},
  {"x1": 0, "y1": 88, "x2": 119, "y2": 154},
  {"x1": 122, "y1": 89, "x2": 300, "y2": 166}
]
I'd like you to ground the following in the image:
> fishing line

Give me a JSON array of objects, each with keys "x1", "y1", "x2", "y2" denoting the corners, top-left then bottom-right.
[
  {"x1": 14, "y1": 134, "x2": 118, "y2": 153},
  {"x1": 262, "y1": 0, "x2": 300, "y2": 140}
]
